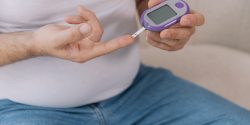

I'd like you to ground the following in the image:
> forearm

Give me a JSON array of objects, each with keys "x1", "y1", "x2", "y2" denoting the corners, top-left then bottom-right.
[{"x1": 0, "y1": 32, "x2": 34, "y2": 66}]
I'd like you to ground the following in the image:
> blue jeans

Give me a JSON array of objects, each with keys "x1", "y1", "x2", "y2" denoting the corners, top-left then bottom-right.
[{"x1": 0, "y1": 65, "x2": 250, "y2": 125}]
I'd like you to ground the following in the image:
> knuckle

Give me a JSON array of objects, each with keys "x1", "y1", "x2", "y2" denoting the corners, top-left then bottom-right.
[{"x1": 168, "y1": 30, "x2": 176, "y2": 38}]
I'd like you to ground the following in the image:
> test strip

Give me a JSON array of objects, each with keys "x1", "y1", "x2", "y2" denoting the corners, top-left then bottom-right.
[{"x1": 132, "y1": 27, "x2": 146, "y2": 38}]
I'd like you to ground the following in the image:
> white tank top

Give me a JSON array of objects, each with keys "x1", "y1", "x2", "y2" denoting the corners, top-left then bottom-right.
[{"x1": 0, "y1": 0, "x2": 140, "y2": 108}]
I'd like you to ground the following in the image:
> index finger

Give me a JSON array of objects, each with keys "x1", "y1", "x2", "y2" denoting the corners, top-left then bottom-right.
[
  {"x1": 180, "y1": 10, "x2": 205, "y2": 27},
  {"x1": 92, "y1": 35, "x2": 135, "y2": 57},
  {"x1": 148, "y1": 0, "x2": 161, "y2": 8}
]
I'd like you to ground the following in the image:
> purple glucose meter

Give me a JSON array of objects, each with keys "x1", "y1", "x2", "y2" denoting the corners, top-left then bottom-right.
[{"x1": 141, "y1": 0, "x2": 189, "y2": 32}]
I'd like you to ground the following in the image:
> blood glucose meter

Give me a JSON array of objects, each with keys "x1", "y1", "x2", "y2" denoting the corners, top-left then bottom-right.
[{"x1": 132, "y1": 0, "x2": 190, "y2": 38}]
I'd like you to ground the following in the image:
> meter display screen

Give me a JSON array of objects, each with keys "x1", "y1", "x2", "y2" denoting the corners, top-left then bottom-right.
[{"x1": 148, "y1": 5, "x2": 177, "y2": 25}]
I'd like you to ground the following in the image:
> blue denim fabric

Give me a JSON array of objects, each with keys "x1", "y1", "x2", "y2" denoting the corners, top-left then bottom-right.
[{"x1": 1, "y1": 65, "x2": 250, "y2": 125}]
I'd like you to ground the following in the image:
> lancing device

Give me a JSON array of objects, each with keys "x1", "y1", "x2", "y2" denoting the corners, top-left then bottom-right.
[{"x1": 132, "y1": 0, "x2": 190, "y2": 38}]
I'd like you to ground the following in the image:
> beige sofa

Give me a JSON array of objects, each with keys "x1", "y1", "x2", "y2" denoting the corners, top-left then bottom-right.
[{"x1": 140, "y1": 0, "x2": 250, "y2": 109}]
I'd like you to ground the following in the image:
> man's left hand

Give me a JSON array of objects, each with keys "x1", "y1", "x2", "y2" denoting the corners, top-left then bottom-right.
[{"x1": 147, "y1": 0, "x2": 205, "y2": 51}]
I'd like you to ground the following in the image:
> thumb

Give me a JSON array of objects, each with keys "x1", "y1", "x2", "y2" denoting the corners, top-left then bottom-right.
[
  {"x1": 58, "y1": 23, "x2": 92, "y2": 45},
  {"x1": 148, "y1": 0, "x2": 161, "y2": 8}
]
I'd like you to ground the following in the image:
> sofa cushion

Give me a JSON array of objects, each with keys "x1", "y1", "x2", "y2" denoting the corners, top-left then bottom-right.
[{"x1": 141, "y1": 44, "x2": 250, "y2": 109}]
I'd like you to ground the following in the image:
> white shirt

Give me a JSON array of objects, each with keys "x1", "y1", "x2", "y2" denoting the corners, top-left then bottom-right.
[{"x1": 0, "y1": 0, "x2": 140, "y2": 108}]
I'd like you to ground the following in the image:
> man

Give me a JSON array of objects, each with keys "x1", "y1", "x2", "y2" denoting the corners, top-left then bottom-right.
[{"x1": 0, "y1": 0, "x2": 249, "y2": 124}]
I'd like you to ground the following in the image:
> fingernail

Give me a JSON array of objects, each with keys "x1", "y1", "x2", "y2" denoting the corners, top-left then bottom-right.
[{"x1": 80, "y1": 23, "x2": 91, "y2": 34}]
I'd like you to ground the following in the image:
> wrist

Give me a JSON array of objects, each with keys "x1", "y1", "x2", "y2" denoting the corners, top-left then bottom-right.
[
  {"x1": 29, "y1": 31, "x2": 48, "y2": 57},
  {"x1": 22, "y1": 32, "x2": 40, "y2": 57}
]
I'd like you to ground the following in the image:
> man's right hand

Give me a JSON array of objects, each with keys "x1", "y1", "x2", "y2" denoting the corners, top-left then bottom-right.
[{"x1": 31, "y1": 6, "x2": 134, "y2": 63}]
